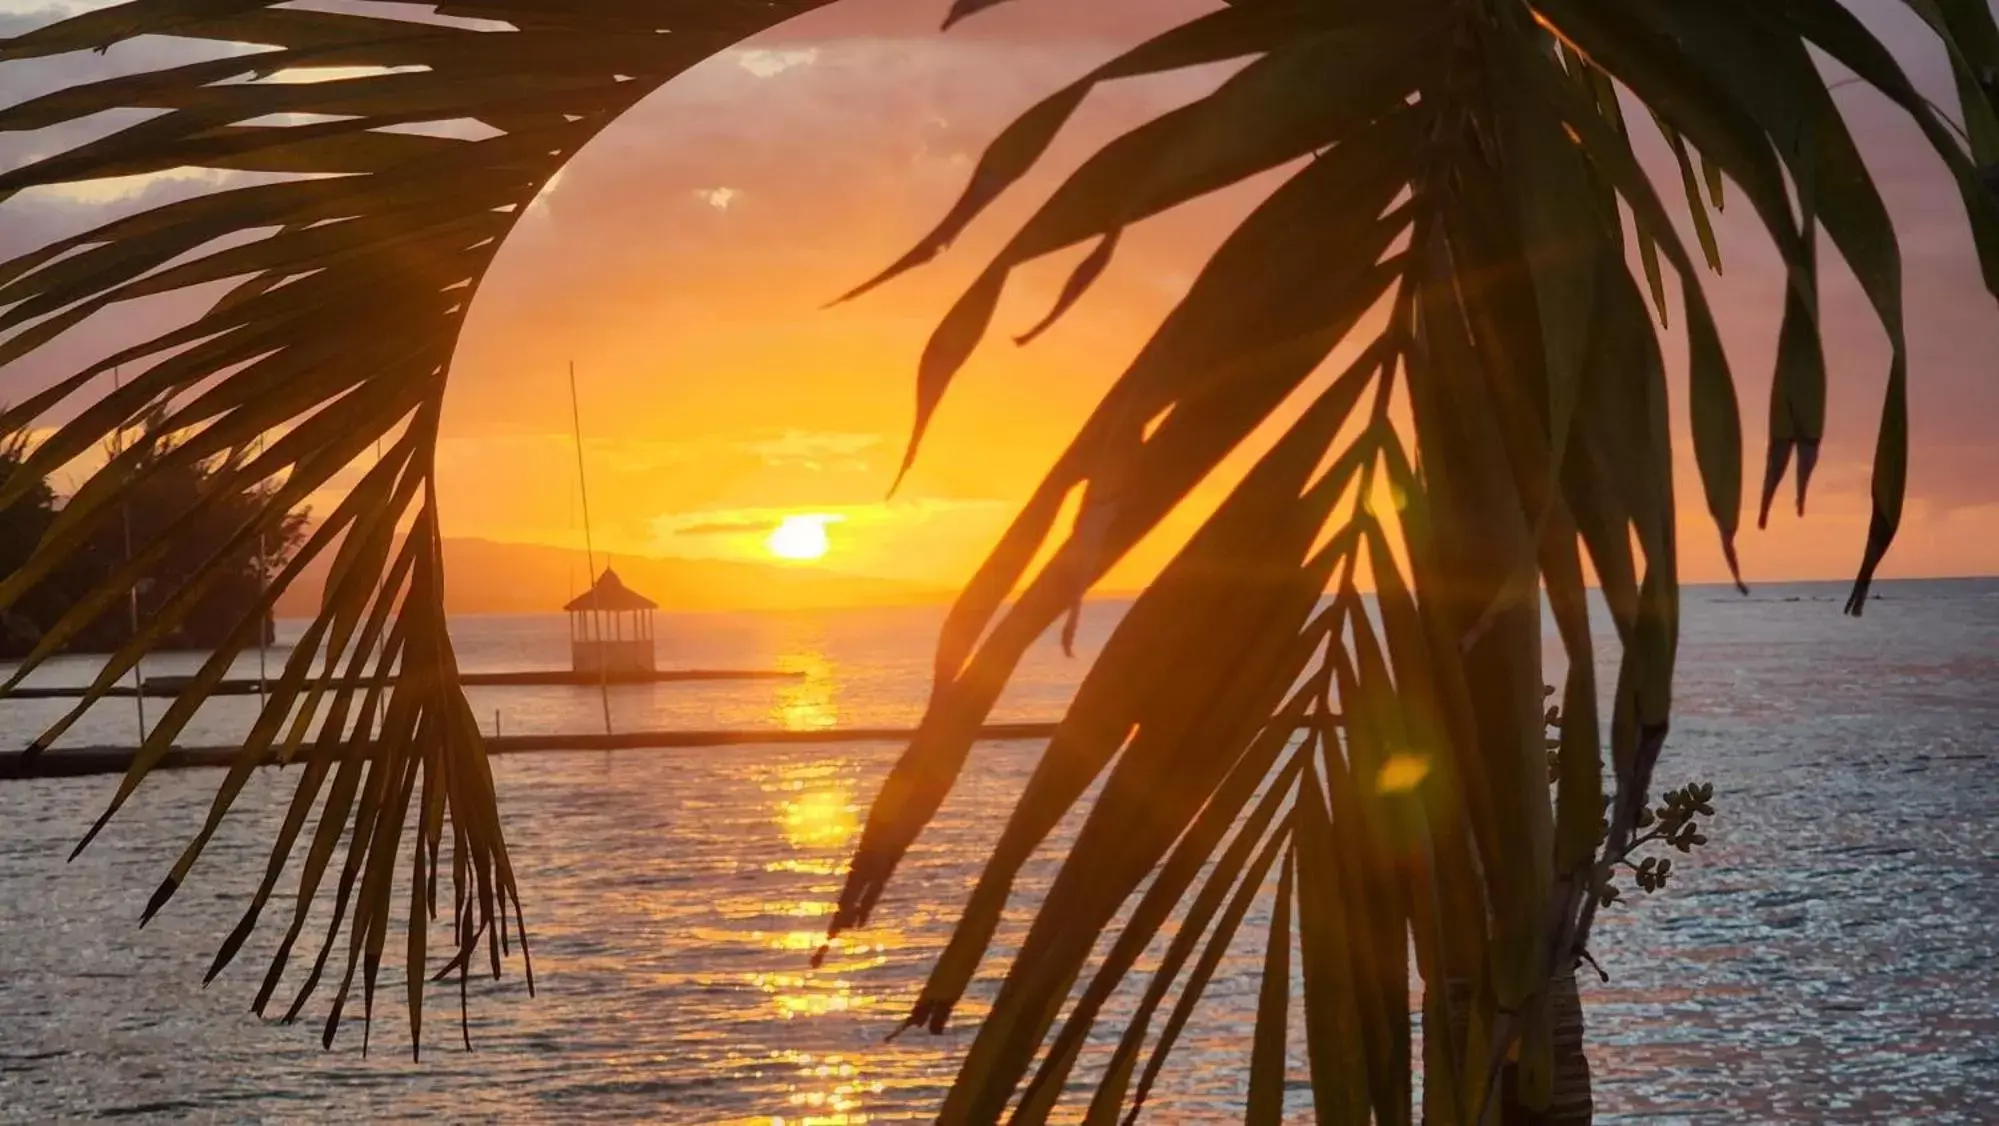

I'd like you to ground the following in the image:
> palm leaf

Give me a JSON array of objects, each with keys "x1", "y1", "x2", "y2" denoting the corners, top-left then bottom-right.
[
  {"x1": 1, "y1": 0, "x2": 840, "y2": 1055},
  {"x1": 828, "y1": 0, "x2": 1999, "y2": 1120}
]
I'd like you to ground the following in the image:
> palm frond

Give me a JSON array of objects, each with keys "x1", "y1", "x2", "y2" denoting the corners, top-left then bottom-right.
[
  {"x1": 831, "y1": 0, "x2": 1999, "y2": 1120},
  {"x1": 1, "y1": 0, "x2": 836, "y2": 1055}
]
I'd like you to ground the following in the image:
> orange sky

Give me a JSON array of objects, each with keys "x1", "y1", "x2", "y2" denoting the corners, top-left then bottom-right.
[{"x1": 5, "y1": 0, "x2": 1998, "y2": 605}]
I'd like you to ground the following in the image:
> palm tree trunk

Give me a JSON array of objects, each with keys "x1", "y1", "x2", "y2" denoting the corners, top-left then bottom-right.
[{"x1": 1500, "y1": 970, "x2": 1592, "y2": 1125}]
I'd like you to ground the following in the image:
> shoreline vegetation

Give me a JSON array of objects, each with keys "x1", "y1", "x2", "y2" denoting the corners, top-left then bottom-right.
[{"x1": 0, "y1": 420, "x2": 306, "y2": 660}]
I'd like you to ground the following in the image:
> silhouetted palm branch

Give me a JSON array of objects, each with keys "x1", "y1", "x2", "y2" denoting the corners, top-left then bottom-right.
[
  {"x1": 819, "y1": 1, "x2": 1999, "y2": 1120},
  {"x1": 0, "y1": 0, "x2": 836, "y2": 1056}
]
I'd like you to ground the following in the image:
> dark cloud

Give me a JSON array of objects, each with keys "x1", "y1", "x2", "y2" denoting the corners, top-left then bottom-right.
[
  {"x1": 674, "y1": 518, "x2": 783, "y2": 537},
  {"x1": 752, "y1": 0, "x2": 1214, "y2": 48}
]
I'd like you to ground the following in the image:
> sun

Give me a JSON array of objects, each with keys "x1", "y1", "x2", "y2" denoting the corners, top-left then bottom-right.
[{"x1": 766, "y1": 514, "x2": 835, "y2": 561}]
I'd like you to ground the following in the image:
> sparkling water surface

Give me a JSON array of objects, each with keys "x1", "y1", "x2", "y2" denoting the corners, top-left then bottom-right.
[{"x1": 2, "y1": 580, "x2": 1995, "y2": 1123}]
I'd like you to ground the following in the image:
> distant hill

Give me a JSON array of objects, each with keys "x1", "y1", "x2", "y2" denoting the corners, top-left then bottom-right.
[{"x1": 274, "y1": 537, "x2": 949, "y2": 617}]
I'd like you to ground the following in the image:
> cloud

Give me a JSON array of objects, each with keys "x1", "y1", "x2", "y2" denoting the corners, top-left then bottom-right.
[
  {"x1": 695, "y1": 186, "x2": 740, "y2": 210},
  {"x1": 432, "y1": 431, "x2": 705, "y2": 473},
  {"x1": 426, "y1": 429, "x2": 887, "y2": 477},
  {"x1": 744, "y1": 428, "x2": 883, "y2": 470},
  {"x1": 673, "y1": 511, "x2": 854, "y2": 541},
  {"x1": 656, "y1": 505, "x2": 826, "y2": 539},
  {"x1": 673, "y1": 516, "x2": 785, "y2": 537},
  {"x1": 734, "y1": 47, "x2": 820, "y2": 79},
  {"x1": 651, "y1": 497, "x2": 996, "y2": 542},
  {"x1": 24, "y1": 167, "x2": 235, "y2": 206}
]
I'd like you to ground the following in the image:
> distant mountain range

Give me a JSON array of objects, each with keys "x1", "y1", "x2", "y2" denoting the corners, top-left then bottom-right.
[{"x1": 274, "y1": 537, "x2": 949, "y2": 617}]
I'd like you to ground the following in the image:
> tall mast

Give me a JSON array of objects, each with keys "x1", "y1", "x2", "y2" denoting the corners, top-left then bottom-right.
[
  {"x1": 114, "y1": 368, "x2": 146, "y2": 745},
  {"x1": 569, "y1": 361, "x2": 612, "y2": 736},
  {"x1": 566, "y1": 450, "x2": 576, "y2": 603},
  {"x1": 255, "y1": 433, "x2": 268, "y2": 710}
]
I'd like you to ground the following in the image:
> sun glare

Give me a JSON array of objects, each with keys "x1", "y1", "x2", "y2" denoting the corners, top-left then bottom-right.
[{"x1": 767, "y1": 514, "x2": 835, "y2": 561}]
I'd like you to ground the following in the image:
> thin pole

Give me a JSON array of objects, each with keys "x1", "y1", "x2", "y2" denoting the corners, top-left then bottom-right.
[
  {"x1": 254, "y1": 434, "x2": 268, "y2": 710},
  {"x1": 565, "y1": 449, "x2": 576, "y2": 603},
  {"x1": 113, "y1": 368, "x2": 146, "y2": 744},
  {"x1": 569, "y1": 362, "x2": 612, "y2": 736}
]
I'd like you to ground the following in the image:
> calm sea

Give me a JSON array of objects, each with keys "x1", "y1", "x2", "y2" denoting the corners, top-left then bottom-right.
[{"x1": 1, "y1": 580, "x2": 1995, "y2": 1123}]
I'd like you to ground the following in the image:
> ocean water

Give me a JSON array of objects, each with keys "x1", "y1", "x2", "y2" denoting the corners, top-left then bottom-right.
[{"x1": 1, "y1": 579, "x2": 1995, "y2": 1123}]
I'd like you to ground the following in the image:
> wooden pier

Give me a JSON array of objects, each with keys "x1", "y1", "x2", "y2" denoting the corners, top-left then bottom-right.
[
  {"x1": 5, "y1": 667, "x2": 802, "y2": 701},
  {"x1": 0, "y1": 722, "x2": 1061, "y2": 779}
]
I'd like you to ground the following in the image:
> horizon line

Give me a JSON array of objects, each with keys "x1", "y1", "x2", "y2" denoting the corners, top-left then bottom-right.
[{"x1": 272, "y1": 572, "x2": 1999, "y2": 620}]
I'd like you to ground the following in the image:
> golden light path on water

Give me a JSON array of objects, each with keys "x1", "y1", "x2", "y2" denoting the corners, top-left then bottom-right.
[
  {"x1": 773, "y1": 650, "x2": 840, "y2": 733},
  {"x1": 754, "y1": 755, "x2": 879, "y2": 1124},
  {"x1": 759, "y1": 642, "x2": 877, "y2": 1121}
]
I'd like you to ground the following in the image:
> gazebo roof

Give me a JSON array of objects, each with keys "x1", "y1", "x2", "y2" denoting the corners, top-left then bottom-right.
[{"x1": 563, "y1": 568, "x2": 658, "y2": 612}]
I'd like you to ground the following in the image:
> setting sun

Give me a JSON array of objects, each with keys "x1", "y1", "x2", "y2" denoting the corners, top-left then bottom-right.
[{"x1": 766, "y1": 515, "x2": 836, "y2": 561}]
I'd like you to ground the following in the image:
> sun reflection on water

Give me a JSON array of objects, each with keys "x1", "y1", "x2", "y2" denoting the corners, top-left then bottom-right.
[
  {"x1": 750, "y1": 759, "x2": 890, "y2": 1040},
  {"x1": 764, "y1": 856, "x2": 845, "y2": 876},
  {"x1": 782, "y1": 1054, "x2": 883, "y2": 1126},
  {"x1": 777, "y1": 784, "x2": 857, "y2": 851},
  {"x1": 711, "y1": 1050, "x2": 886, "y2": 1126},
  {"x1": 707, "y1": 757, "x2": 927, "y2": 1123},
  {"x1": 773, "y1": 650, "x2": 838, "y2": 732}
]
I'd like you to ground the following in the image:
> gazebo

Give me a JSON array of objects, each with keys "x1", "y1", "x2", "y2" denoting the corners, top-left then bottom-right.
[{"x1": 564, "y1": 568, "x2": 658, "y2": 674}]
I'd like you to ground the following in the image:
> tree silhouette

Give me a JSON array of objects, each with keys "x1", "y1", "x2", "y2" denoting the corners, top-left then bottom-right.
[
  {"x1": 0, "y1": 430, "x2": 63, "y2": 654},
  {"x1": 0, "y1": 418, "x2": 307, "y2": 658}
]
